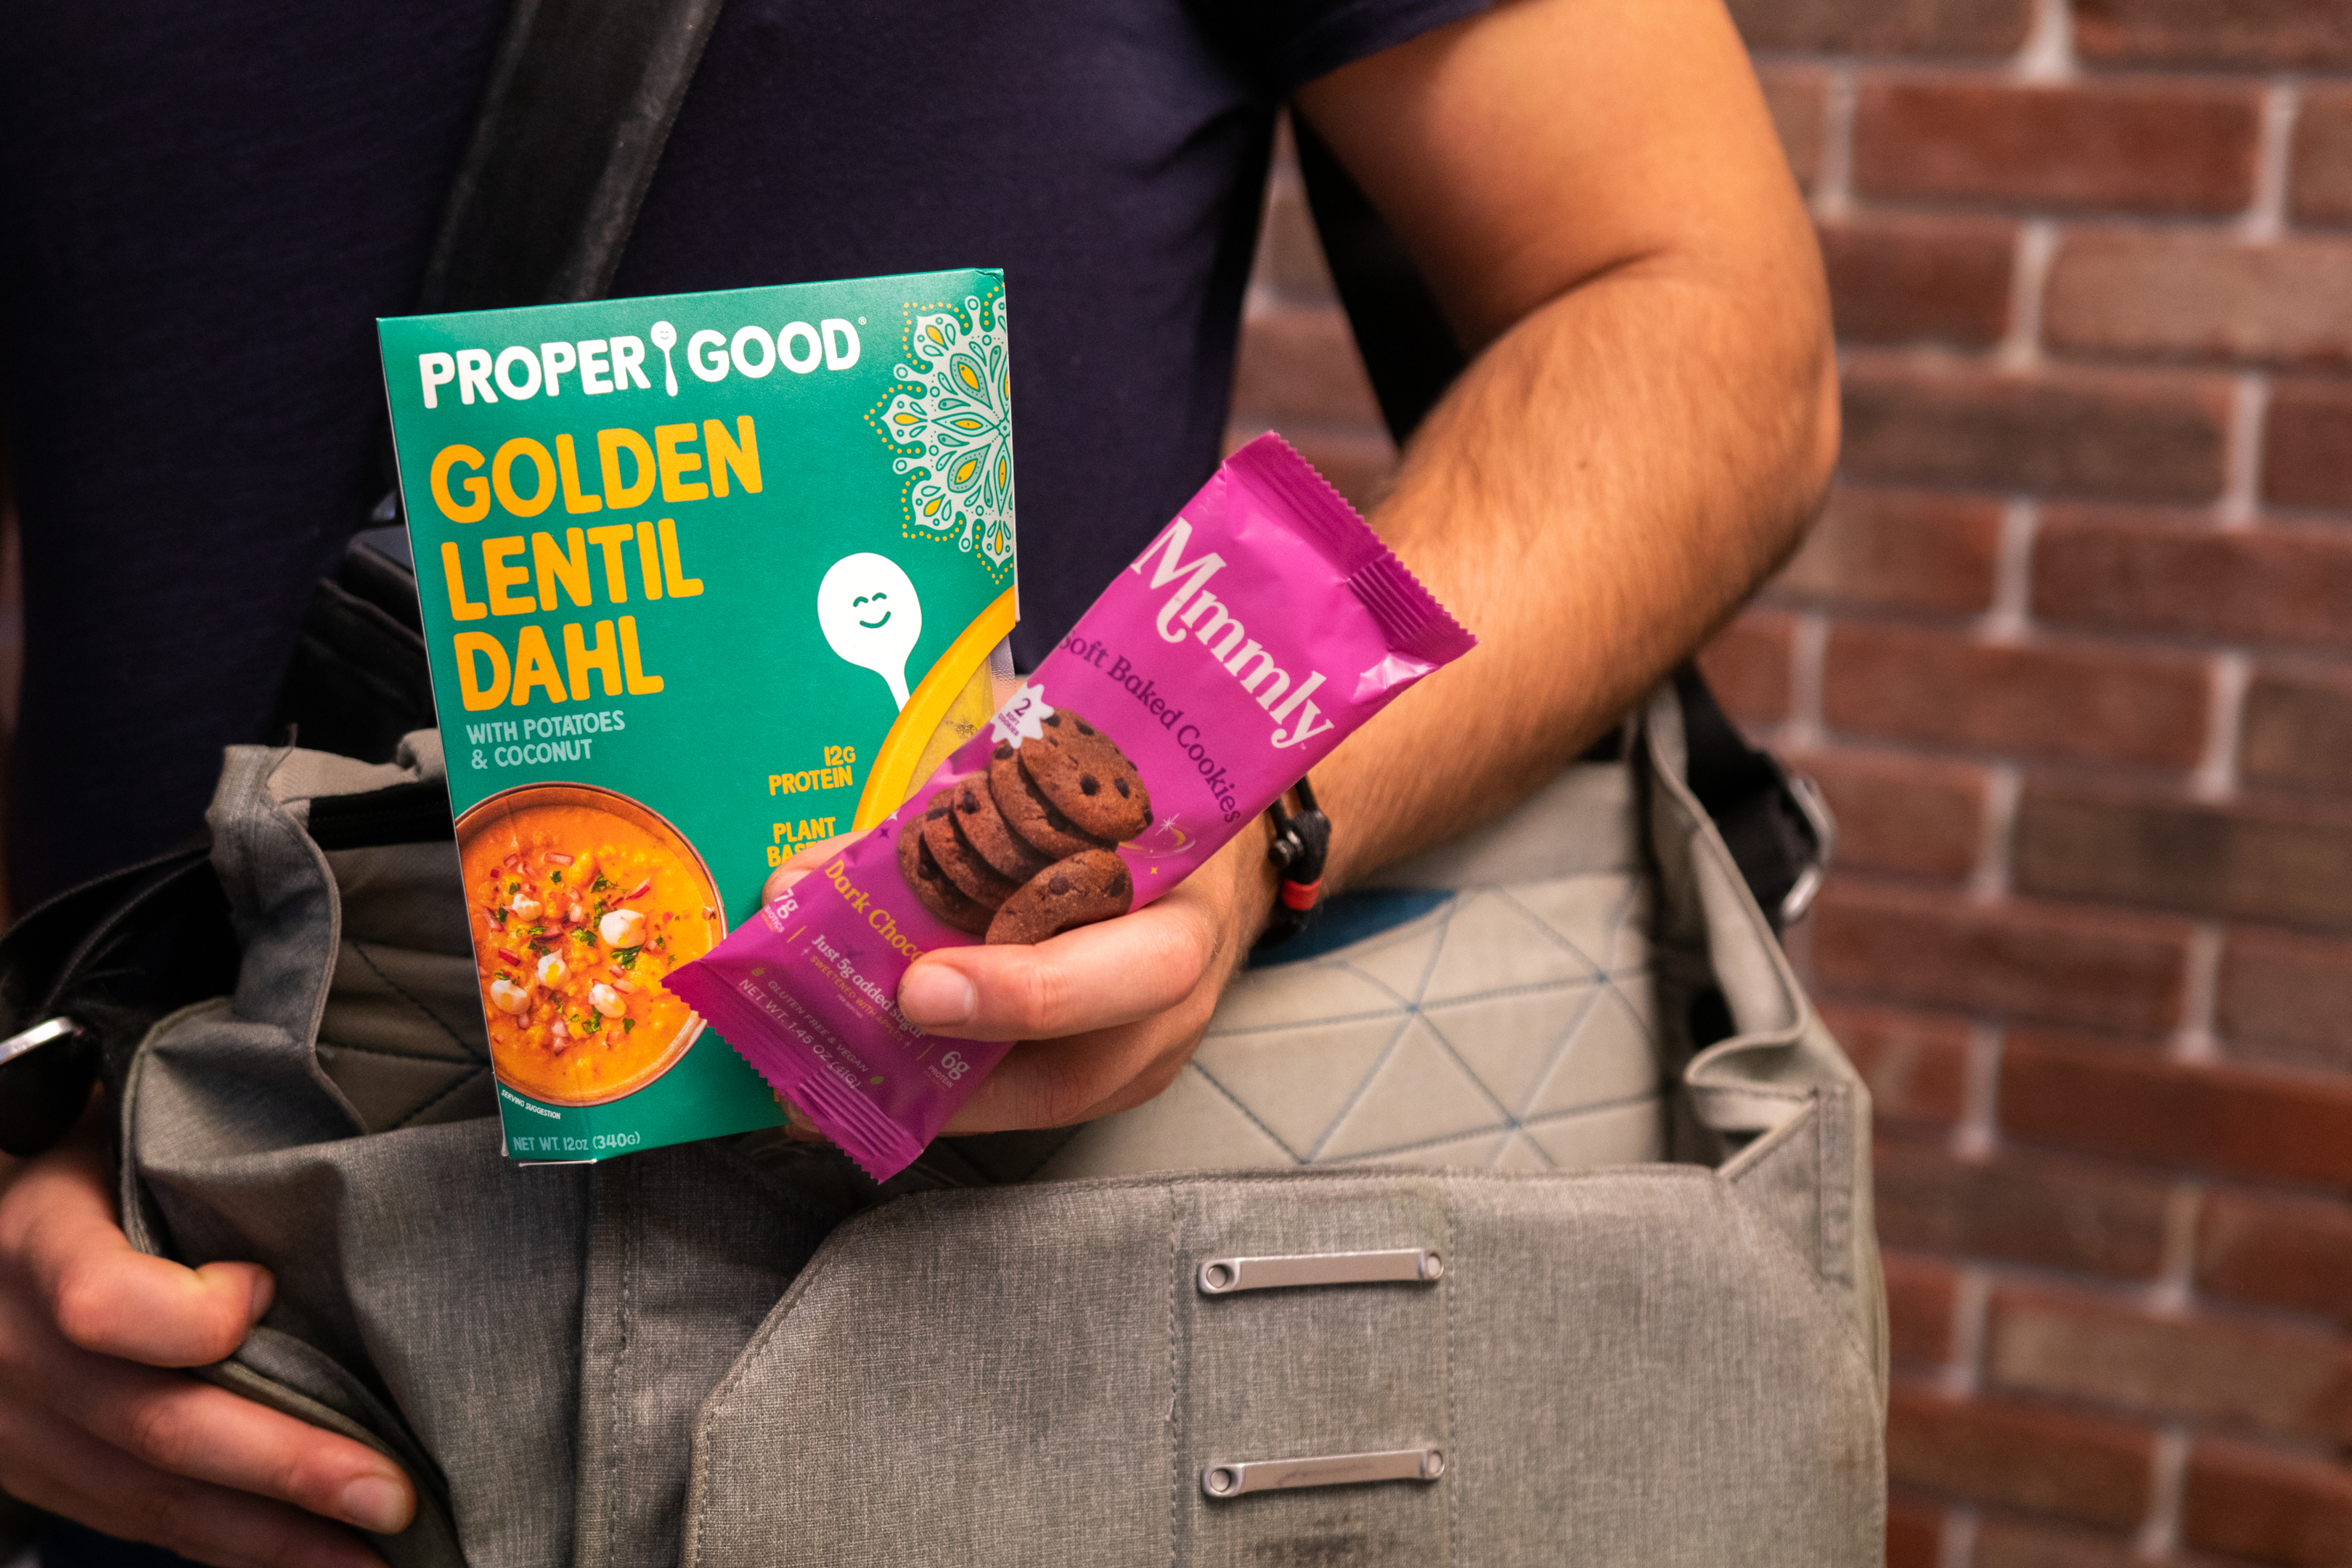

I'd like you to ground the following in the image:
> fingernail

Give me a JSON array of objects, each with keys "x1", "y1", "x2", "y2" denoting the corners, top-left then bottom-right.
[
  {"x1": 899, "y1": 965, "x2": 975, "y2": 1027},
  {"x1": 246, "y1": 1269, "x2": 276, "y2": 1323},
  {"x1": 339, "y1": 1475, "x2": 411, "y2": 1535}
]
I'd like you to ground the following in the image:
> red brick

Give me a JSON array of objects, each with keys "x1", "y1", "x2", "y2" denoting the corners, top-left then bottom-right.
[
  {"x1": 1874, "y1": 1139, "x2": 2171, "y2": 1279},
  {"x1": 1757, "y1": 64, "x2": 1828, "y2": 193},
  {"x1": 2181, "y1": 1440, "x2": 2352, "y2": 1568},
  {"x1": 1885, "y1": 1249, "x2": 1964, "y2": 1367},
  {"x1": 1852, "y1": 77, "x2": 2262, "y2": 216},
  {"x1": 1784, "y1": 748, "x2": 1988, "y2": 884},
  {"x1": 1813, "y1": 882, "x2": 2191, "y2": 1033},
  {"x1": 2197, "y1": 1187, "x2": 2352, "y2": 1321},
  {"x1": 1769, "y1": 485, "x2": 2004, "y2": 616},
  {"x1": 2012, "y1": 784, "x2": 2352, "y2": 931},
  {"x1": 2242, "y1": 668, "x2": 2352, "y2": 795},
  {"x1": 2219, "y1": 926, "x2": 2352, "y2": 1066},
  {"x1": 1283, "y1": 429, "x2": 1395, "y2": 513},
  {"x1": 2046, "y1": 232, "x2": 2352, "y2": 369},
  {"x1": 1824, "y1": 1000, "x2": 1976, "y2": 1123},
  {"x1": 2077, "y1": 0, "x2": 2352, "y2": 70},
  {"x1": 2001, "y1": 1031, "x2": 2352, "y2": 1186},
  {"x1": 1253, "y1": 179, "x2": 1336, "y2": 303},
  {"x1": 1887, "y1": 1494, "x2": 1945, "y2": 1568},
  {"x1": 1986, "y1": 1283, "x2": 2352, "y2": 1442},
  {"x1": 1821, "y1": 214, "x2": 2014, "y2": 347},
  {"x1": 1228, "y1": 303, "x2": 1382, "y2": 431},
  {"x1": 2035, "y1": 508, "x2": 2352, "y2": 654},
  {"x1": 1728, "y1": 0, "x2": 2030, "y2": 55},
  {"x1": 1842, "y1": 357, "x2": 2232, "y2": 502},
  {"x1": 2262, "y1": 378, "x2": 2352, "y2": 513},
  {"x1": 1821, "y1": 622, "x2": 2210, "y2": 769},
  {"x1": 1694, "y1": 608, "x2": 1793, "y2": 727},
  {"x1": 1886, "y1": 1383, "x2": 2154, "y2": 1529},
  {"x1": 2291, "y1": 88, "x2": 2352, "y2": 229},
  {"x1": 1972, "y1": 1516, "x2": 2144, "y2": 1568}
]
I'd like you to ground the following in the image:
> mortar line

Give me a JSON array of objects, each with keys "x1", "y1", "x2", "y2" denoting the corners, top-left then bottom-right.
[
  {"x1": 1940, "y1": 1506, "x2": 1979, "y2": 1568},
  {"x1": 2191, "y1": 652, "x2": 2250, "y2": 802},
  {"x1": 2012, "y1": 0, "x2": 2076, "y2": 83},
  {"x1": 1969, "y1": 766, "x2": 2022, "y2": 904},
  {"x1": 1787, "y1": 610, "x2": 1829, "y2": 749},
  {"x1": 1955, "y1": 1023, "x2": 2004, "y2": 1159},
  {"x1": 1813, "y1": 64, "x2": 1858, "y2": 224},
  {"x1": 1942, "y1": 1267, "x2": 1995, "y2": 1398},
  {"x1": 2171, "y1": 924, "x2": 2226, "y2": 1061},
  {"x1": 2147, "y1": 1180, "x2": 2206, "y2": 1318},
  {"x1": 2218, "y1": 376, "x2": 2269, "y2": 530},
  {"x1": 2237, "y1": 78, "x2": 2299, "y2": 245},
  {"x1": 1983, "y1": 499, "x2": 2038, "y2": 640},
  {"x1": 2137, "y1": 1429, "x2": 2192, "y2": 1561},
  {"x1": 1997, "y1": 222, "x2": 2058, "y2": 372}
]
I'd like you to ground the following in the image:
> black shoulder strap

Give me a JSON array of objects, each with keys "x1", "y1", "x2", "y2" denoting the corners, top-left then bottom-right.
[
  {"x1": 0, "y1": 0, "x2": 734, "y2": 1156},
  {"x1": 1291, "y1": 118, "x2": 1830, "y2": 931},
  {"x1": 417, "y1": 0, "x2": 729, "y2": 314},
  {"x1": 287, "y1": 0, "x2": 732, "y2": 761},
  {"x1": 1291, "y1": 124, "x2": 1466, "y2": 447}
]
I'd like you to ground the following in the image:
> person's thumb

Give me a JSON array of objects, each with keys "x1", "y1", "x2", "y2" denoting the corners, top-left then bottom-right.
[{"x1": 761, "y1": 832, "x2": 856, "y2": 907}]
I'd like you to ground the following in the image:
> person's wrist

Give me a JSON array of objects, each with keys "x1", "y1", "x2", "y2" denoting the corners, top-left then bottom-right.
[{"x1": 1232, "y1": 812, "x2": 1283, "y2": 950}]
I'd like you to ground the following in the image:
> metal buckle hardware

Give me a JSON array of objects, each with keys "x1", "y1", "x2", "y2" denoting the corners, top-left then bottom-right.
[
  {"x1": 1196, "y1": 1248, "x2": 1442, "y2": 1295},
  {"x1": 1201, "y1": 1447, "x2": 1446, "y2": 1498},
  {"x1": 0, "y1": 1017, "x2": 84, "y2": 1070},
  {"x1": 1776, "y1": 769, "x2": 1837, "y2": 928}
]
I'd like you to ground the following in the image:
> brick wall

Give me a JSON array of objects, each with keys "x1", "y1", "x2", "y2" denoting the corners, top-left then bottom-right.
[{"x1": 1228, "y1": 4, "x2": 2352, "y2": 1562}]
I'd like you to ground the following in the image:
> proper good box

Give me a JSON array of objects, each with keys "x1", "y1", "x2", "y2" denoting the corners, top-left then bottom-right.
[{"x1": 380, "y1": 268, "x2": 1015, "y2": 1160}]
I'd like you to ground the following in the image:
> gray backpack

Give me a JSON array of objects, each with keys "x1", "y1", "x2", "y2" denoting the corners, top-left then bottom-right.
[
  {"x1": 24, "y1": 0, "x2": 1881, "y2": 1557},
  {"x1": 116, "y1": 678, "x2": 1884, "y2": 1567}
]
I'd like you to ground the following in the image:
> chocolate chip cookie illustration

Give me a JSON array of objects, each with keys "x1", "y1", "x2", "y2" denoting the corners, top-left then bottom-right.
[
  {"x1": 917, "y1": 788, "x2": 1021, "y2": 908},
  {"x1": 986, "y1": 849, "x2": 1135, "y2": 945},
  {"x1": 896, "y1": 818, "x2": 992, "y2": 936},
  {"x1": 988, "y1": 743, "x2": 1114, "y2": 860},
  {"x1": 1019, "y1": 710, "x2": 1152, "y2": 842},
  {"x1": 950, "y1": 773, "x2": 1054, "y2": 884}
]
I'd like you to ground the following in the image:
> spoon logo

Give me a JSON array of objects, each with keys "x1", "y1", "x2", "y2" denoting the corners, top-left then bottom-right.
[
  {"x1": 650, "y1": 321, "x2": 681, "y2": 396},
  {"x1": 817, "y1": 553, "x2": 923, "y2": 710}
]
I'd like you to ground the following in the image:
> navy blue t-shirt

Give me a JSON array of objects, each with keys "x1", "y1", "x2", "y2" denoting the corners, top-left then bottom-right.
[{"x1": 0, "y1": 0, "x2": 1481, "y2": 909}]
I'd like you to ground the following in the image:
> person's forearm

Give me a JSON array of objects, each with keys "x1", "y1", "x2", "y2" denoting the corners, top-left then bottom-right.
[{"x1": 1310, "y1": 258, "x2": 1839, "y2": 892}]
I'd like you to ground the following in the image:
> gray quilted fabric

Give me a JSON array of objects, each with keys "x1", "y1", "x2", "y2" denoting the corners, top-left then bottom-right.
[{"x1": 1040, "y1": 765, "x2": 1667, "y2": 1180}]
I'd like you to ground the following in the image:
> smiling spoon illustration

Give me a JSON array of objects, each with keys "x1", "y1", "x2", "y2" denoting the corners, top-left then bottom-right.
[
  {"x1": 650, "y1": 320, "x2": 680, "y2": 396},
  {"x1": 817, "y1": 552, "x2": 923, "y2": 710}
]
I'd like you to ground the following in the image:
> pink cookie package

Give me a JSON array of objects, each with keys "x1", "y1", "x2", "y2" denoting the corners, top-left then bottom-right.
[{"x1": 666, "y1": 434, "x2": 1475, "y2": 1179}]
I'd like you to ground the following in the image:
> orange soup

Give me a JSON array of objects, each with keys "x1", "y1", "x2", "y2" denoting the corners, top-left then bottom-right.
[{"x1": 460, "y1": 801, "x2": 721, "y2": 1104}]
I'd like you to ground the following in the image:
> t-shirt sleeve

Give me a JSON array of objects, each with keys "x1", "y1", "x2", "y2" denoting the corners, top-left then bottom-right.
[{"x1": 1203, "y1": 0, "x2": 1496, "y2": 96}]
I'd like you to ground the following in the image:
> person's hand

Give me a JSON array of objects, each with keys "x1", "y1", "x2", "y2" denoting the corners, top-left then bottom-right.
[
  {"x1": 0, "y1": 1103, "x2": 415, "y2": 1568},
  {"x1": 763, "y1": 824, "x2": 1276, "y2": 1132}
]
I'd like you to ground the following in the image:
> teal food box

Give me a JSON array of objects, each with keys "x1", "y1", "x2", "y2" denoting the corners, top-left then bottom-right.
[{"x1": 379, "y1": 269, "x2": 1016, "y2": 1160}]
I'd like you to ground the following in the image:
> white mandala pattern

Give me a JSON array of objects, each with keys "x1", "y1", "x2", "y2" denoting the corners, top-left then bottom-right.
[{"x1": 875, "y1": 295, "x2": 1015, "y2": 573}]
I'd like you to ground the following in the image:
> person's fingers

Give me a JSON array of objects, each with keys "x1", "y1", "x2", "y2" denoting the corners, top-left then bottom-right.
[
  {"x1": 760, "y1": 833, "x2": 857, "y2": 906},
  {"x1": 53, "y1": 1352, "x2": 416, "y2": 1535},
  {"x1": 939, "y1": 973, "x2": 1223, "y2": 1132},
  {"x1": 0, "y1": 1268, "x2": 417, "y2": 1539},
  {"x1": 1, "y1": 1139, "x2": 270, "y2": 1368},
  {"x1": 897, "y1": 887, "x2": 1224, "y2": 1041},
  {"x1": 0, "y1": 1120, "x2": 415, "y2": 1543},
  {"x1": 0, "y1": 1397, "x2": 390, "y2": 1568}
]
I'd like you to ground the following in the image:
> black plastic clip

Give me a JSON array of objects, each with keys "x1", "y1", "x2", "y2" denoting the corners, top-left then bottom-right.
[{"x1": 1254, "y1": 777, "x2": 1331, "y2": 951}]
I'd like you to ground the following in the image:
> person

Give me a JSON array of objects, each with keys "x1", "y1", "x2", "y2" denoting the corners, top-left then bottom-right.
[{"x1": 0, "y1": 0, "x2": 1837, "y2": 1561}]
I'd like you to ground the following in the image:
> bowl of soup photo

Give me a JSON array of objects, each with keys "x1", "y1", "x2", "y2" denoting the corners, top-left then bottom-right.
[{"x1": 455, "y1": 783, "x2": 727, "y2": 1106}]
